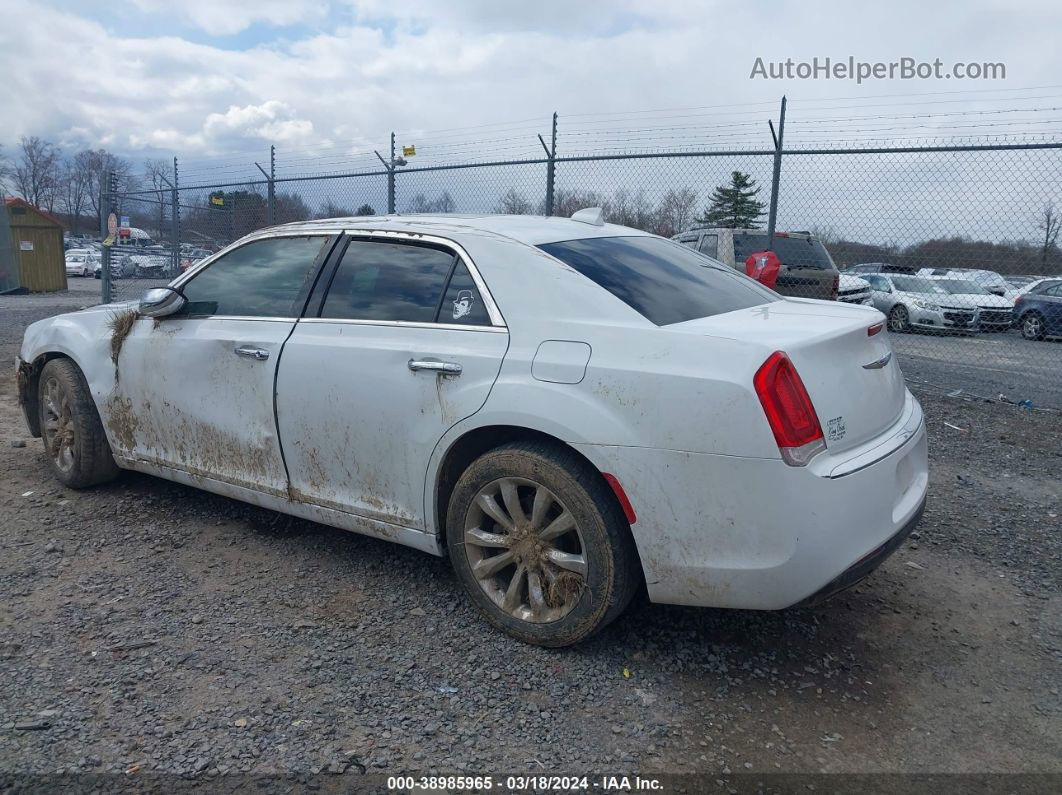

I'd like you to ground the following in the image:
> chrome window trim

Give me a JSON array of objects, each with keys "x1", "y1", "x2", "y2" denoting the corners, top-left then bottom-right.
[
  {"x1": 337, "y1": 229, "x2": 507, "y2": 328},
  {"x1": 173, "y1": 315, "x2": 299, "y2": 323},
  {"x1": 298, "y1": 317, "x2": 507, "y2": 333}
]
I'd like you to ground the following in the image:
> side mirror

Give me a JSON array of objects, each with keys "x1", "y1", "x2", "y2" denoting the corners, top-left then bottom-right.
[{"x1": 139, "y1": 287, "x2": 186, "y2": 319}]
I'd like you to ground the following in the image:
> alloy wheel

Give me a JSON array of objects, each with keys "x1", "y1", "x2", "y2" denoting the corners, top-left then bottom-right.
[
  {"x1": 1022, "y1": 315, "x2": 1043, "y2": 340},
  {"x1": 462, "y1": 477, "x2": 587, "y2": 624},
  {"x1": 42, "y1": 376, "x2": 76, "y2": 472}
]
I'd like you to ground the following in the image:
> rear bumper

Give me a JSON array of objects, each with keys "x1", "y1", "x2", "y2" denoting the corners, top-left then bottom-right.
[
  {"x1": 576, "y1": 391, "x2": 929, "y2": 610},
  {"x1": 792, "y1": 495, "x2": 925, "y2": 607}
]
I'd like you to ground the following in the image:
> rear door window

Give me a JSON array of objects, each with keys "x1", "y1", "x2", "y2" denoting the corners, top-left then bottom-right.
[
  {"x1": 539, "y1": 235, "x2": 777, "y2": 326},
  {"x1": 320, "y1": 240, "x2": 457, "y2": 322},
  {"x1": 697, "y1": 234, "x2": 719, "y2": 258}
]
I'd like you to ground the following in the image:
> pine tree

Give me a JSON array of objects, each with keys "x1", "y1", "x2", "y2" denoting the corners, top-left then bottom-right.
[{"x1": 698, "y1": 171, "x2": 766, "y2": 228}]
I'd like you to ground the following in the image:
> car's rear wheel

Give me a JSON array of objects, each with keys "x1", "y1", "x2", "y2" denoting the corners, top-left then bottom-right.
[
  {"x1": 446, "y1": 441, "x2": 640, "y2": 647},
  {"x1": 37, "y1": 359, "x2": 120, "y2": 489},
  {"x1": 1020, "y1": 312, "x2": 1045, "y2": 341},
  {"x1": 888, "y1": 305, "x2": 910, "y2": 333}
]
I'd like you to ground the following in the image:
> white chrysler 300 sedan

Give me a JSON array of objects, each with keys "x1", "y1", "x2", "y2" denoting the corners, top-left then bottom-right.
[{"x1": 16, "y1": 212, "x2": 928, "y2": 646}]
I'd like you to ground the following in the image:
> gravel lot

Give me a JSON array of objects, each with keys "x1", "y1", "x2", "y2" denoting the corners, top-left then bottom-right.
[{"x1": 0, "y1": 289, "x2": 1060, "y2": 787}]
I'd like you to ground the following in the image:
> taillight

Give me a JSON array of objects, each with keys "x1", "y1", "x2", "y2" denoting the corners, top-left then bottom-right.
[
  {"x1": 831, "y1": 273, "x2": 840, "y2": 299},
  {"x1": 753, "y1": 352, "x2": 826, "y2": 466},
  {"x1": 868, "y1": 322, "x2": 884, "y2": 337}
]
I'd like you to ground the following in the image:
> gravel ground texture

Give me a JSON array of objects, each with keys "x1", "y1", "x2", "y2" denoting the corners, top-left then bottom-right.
[{"x1": 0, "y1": 290, "x2": 1059, "y2": 788}]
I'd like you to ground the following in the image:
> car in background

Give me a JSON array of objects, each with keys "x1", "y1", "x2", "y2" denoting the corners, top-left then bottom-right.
[
  {"x1": 922, "y1": 275, "x2": 1014, "y2": 331},
  {"x1": 16, "y1": 212, "x2": 928, "y2": 647},
  {"x1": 64, "y1": 249, "x2": 98, "y2": 277},
  {"x1": 1013, "y1": 279, "x2": 1062, "y2": 340},
  {"x1": 844, "y1": 262, "x2": 918, "y2": 276},
  {"x1": 916, "y1": 267, "x2": 1013, "y2": 298},
  {"x1": 837, "y1": 273, "x2": 872, "y2": 305},
  {"x1": 1005, "y1": 275, "x2": 1039, "y2": 291},
  {"x1": 671, "y1": 228, "x2": 840, "y2": 300},
  {"x1": 862, "y1": 273, "x2": 982, "y2": 334}
]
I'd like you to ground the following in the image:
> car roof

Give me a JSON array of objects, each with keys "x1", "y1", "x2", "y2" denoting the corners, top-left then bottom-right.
[{"x1": 273, "y1": 213, "x2": 655, "y2": 247}]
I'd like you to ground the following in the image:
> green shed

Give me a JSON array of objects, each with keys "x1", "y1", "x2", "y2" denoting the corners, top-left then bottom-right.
[{"x1": 2, "y1": 197, "x2": 67, "y2": 293}]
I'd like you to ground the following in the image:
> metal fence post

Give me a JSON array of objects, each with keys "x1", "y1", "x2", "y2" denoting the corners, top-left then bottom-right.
[
  {"x1": 545, "y1": 112, "x2": 558, "y2": 216},
  {"x1": 765, "y1": 95, "x2": 786, "y2": 241},
  {"x1": 171, "y1": 156, "x2": 180, "y2": 277},
  {"x1": 388, "y1": 132, "x2": 396, "y2": 214},
  {"x1": 100, "y1": 170, "x2": 117, "y2": 304},
  {"x1": 268, "y1": 145, "x2": 276, "y2": 225}
]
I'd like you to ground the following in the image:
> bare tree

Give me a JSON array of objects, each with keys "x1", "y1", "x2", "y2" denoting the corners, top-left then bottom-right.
[
  {"x1": 316, "y1": 199, "x2": 354, "y2": 219},
  {"x1": 495, "y1": 188, "x2": 532, "y2": 214},
  {"x1": 1038, "y1": 201, "x2": 1061, "y2": 267},
  {"x1": 610, "y1": 188, "x2": 655, "y2": 231},
  {"x1": 653, "y1": 188, "x2": 698, "y2": 237},
  {"x1": 13, "y1": 136, "x2": 61, "y2": 210},
  {"x1": 0, "y1": 144, "x2": 12, "y2": 196},
  {"x1": 61, "y1": 151, "x2": 94, "y2": 235},
  {"x1": 84, "y1": 149, "x2": 133, "y2": 219},
  {"x1": 144, "y1": 158, "x2": 171, "y2": 239}
]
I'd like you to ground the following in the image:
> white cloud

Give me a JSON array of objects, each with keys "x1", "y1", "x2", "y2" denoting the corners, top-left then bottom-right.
[
  {"x1": 130, "y1": 0, "x2": 329, "y2": 35},
  {"x1": 1, "y1": 0, "x2": 1060, "y2": 168}
]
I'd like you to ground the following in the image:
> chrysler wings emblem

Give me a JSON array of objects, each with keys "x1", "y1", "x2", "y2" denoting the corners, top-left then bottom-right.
[{"x1": 862, "y1": 351, "x2": 893, "y2": 370}]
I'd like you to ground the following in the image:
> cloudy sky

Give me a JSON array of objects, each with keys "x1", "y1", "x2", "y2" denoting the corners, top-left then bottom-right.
[
  {"x1": 2, "y1": 0, "x2": 1060, "y2": 243},
  {"x1": 2, "y1": 1, "x2": 1060, "y2": 165}
]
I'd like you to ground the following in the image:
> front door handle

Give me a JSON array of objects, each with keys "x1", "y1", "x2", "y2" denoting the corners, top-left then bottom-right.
[
  {"x1": 235, "y1": 346, "x2": 270, "y2": 361},
  {"x1": 408, "y1": 358, "x2": 462, "y2": 375}
]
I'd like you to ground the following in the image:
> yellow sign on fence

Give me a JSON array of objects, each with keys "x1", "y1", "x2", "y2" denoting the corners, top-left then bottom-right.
[{"x1": 402, "y1": 145, "x2": 416, "y2": 157}]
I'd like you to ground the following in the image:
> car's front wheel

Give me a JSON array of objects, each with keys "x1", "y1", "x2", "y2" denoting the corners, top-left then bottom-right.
[
  {"x1": 446, "y1": 442, "x2": 640, "y2": 647},
  {"x1": 37, "y1": 358, "x2": 120, "y2": 489},
  {"x1": 1020, "y1": 312, "x2": 1045, "y2": 341},
  {"x1": 888, "y1": 305, "x2": 910, "y2": 333}
]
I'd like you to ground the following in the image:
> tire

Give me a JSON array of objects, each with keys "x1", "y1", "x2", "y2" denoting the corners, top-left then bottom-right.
[
  {"x1": 1020, "y1": 312, "x2": 1045, "y2": 341},
  {"x1": 446, "y1": 441, "x2": 640, "y2": 647},
  {"x1": 888, "y1": 305, "x2": 910, "y2": 333},
  {"x1": 37, "y1": 358, "x2": 120, "y2": 489}
]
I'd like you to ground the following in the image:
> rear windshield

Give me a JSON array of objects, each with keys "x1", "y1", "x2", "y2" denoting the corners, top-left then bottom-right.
[
  {"x1": 538, "y1": 236, "x2": 778, "y2": 326},
  {"x1": 733, "y1": 234, "x2": 836, "y2": 270}
]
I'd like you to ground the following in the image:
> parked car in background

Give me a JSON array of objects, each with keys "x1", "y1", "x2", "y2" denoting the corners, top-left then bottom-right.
[
  {"x1": 16, "y1": 213, "x2": 927, "y2": 647},
  {"x1": 672, "y1": 228, "x2": 840, "y2": 300},
  {"x1": 64, "y1": 249, "x2": 97, "y2": 277},
  {"x1": 916, "y1": 267, "x2": 1013, "y2": 298},
  {"x1": 1013, "y1": 279, "x2": 1062, "y2": 340},
  {"x1": 922, "y1": 275, "x2": 1014, "y2": 331},
  {"x1": 837, "y1": 273, "x2": 872, "y2": 305},
  {"x1": 862, "y1": 273, "x2": 982, "y2": 334},
  {"x1": 844, "y1": 262, "x2": 918, "y2": 275},
  {"x1": 1005, "y1": 275, "x2": 1039, "y2": 291}
]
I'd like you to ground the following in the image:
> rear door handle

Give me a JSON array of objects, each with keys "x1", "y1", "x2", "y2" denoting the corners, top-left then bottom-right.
[
  {"x1": 235, "y1": 346, "x2": 270, "y2": 361},
  {"x1": 408, "y1": 358, "x2": 462, "y2": 375}
]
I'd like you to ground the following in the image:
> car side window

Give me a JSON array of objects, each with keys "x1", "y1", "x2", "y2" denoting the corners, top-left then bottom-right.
[
  {"x1": 180, "y1": 236, "x2": 327, "y2": 317},
  {"x1": 320, "y1": 239, "x2": 462, "y2": 323},
  {"x1": 438, "y1": 261, "x2": 491, "y2": 326},
  {"x1": 697, "y1": 234, "x2": 719, "y2": 258}
]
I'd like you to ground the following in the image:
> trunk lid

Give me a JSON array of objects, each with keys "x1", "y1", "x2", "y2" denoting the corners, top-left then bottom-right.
[{"x1": 671, "y1": 299, "x2": 906, "y2": 454}]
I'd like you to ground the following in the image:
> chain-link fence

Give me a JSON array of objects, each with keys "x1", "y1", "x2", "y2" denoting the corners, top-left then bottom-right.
[{"x1": 97, "y1": 107, "x2": 1062, "y2": 408}]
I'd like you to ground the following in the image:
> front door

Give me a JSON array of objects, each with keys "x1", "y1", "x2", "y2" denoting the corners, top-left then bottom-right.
[
  {"x1": 276, "y1": 235, "x2": 508, "y2": 528},
  {"x1": 106, "y1": 234, "x2": 333, "y2": 497}
]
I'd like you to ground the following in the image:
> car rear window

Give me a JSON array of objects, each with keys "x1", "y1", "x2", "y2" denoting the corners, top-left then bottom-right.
[
  {"x1": 538, "y1": 236, "x2": 778, "y2": 326},
  {"x1": 733, "y1": 234, "x2": 836, "y2": 270}
]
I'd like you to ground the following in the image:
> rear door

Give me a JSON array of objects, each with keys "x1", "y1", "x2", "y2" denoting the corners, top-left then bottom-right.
[{"x1": 275, "y1": 234, "x2": 508, "y2": 529}]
